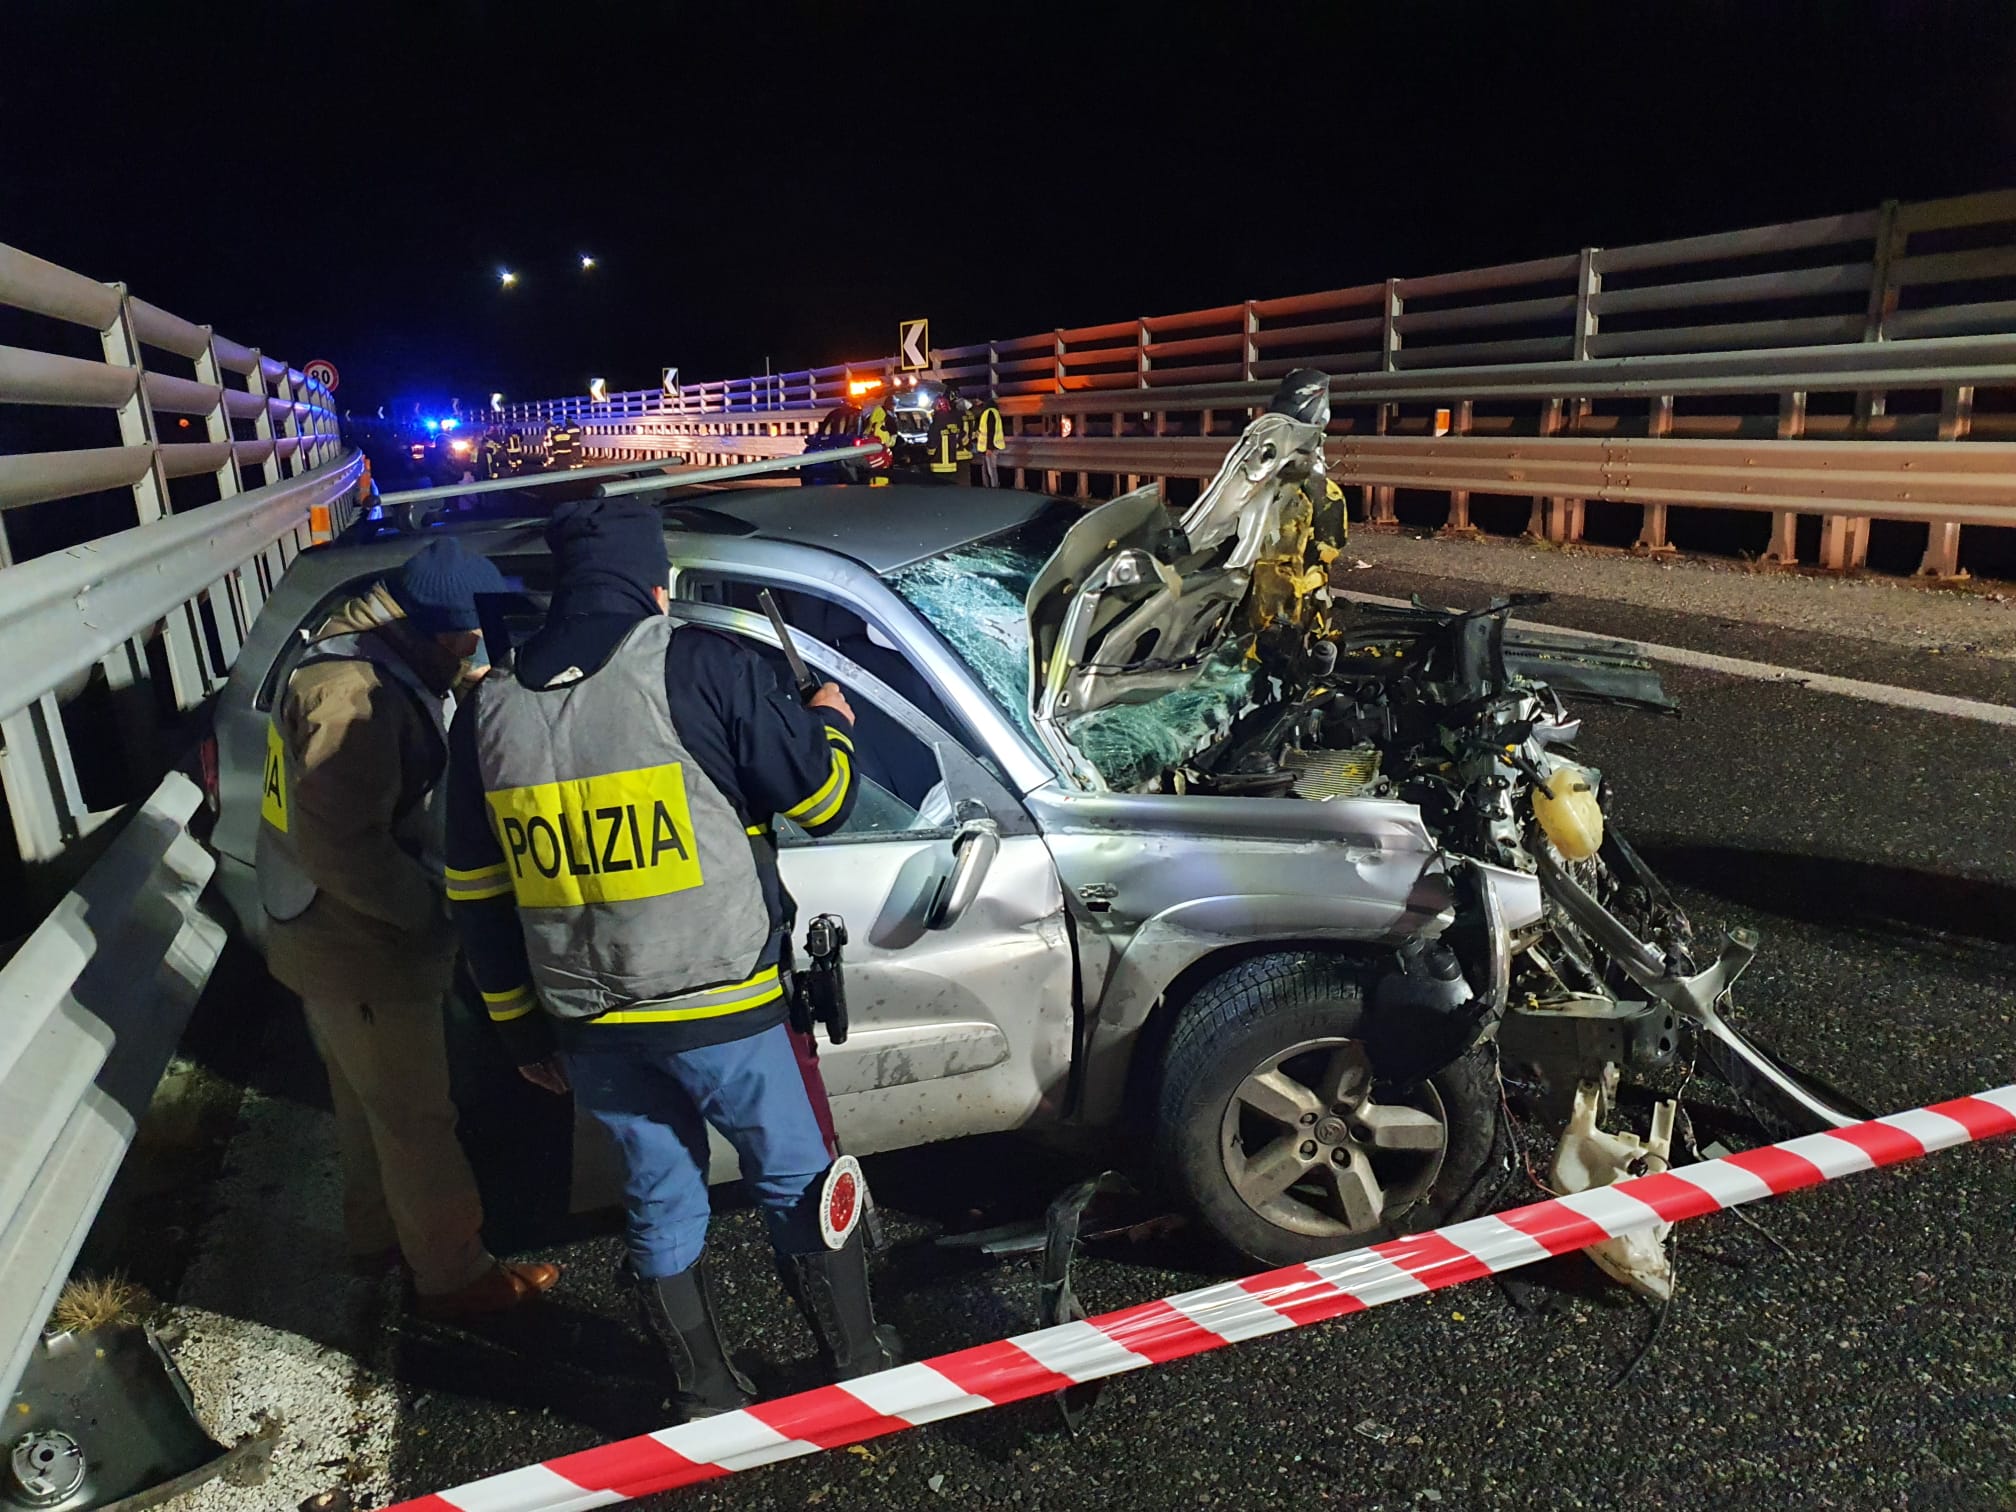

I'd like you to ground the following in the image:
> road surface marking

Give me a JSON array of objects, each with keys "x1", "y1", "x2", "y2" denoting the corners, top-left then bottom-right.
[{"x1": 1339, "y1": 589, "x2": 2016, "y2": 727}]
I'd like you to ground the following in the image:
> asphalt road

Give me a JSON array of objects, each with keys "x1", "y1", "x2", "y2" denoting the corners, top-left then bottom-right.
[{"x1": 150, "y1": 553, "x2": 2016, "y2": 1512}]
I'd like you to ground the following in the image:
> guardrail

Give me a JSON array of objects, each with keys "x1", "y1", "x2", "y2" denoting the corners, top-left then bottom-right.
[
  {"x1": 0, "y1": 451, "x2": 364, "y2": 861},
  {"x1": 0, "y1": 242, "x2": 360, "y2": 866},
  {"x1": 512, "y1": 188, "x2": 2016, "y2": 577},
  {"x1": 0, "y1": 771, "x2": 224, "y2": 1406}
]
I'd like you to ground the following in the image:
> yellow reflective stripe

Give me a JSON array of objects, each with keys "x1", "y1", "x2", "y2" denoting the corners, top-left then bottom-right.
[
  {"x1": 824, "y1": 725, "x2": 854, "y2": 752},
  {"x1": 592, "y1": 979, "x2": 785, "y2": 1025},
  {"x1": 445, "y1": 862, "x2": 508, "y2": 899},
  {"x1": 482, "y1": 985, "x2": 538, "y2": 1022},
  {"x1": 447, "y1": 877, "x2": 515, "y2": 901},
  {"x1": 745, "y1": 823, "x2": 768, "y2": 836},
  {"x1": 799, "y1": 751, "x2": 852, "y2": 829},
  {"x1": 783, "y1": 751, "x2": 846, "y2": 821}
]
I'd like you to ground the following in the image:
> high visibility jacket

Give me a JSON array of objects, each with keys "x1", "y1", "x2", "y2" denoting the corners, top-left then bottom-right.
[
  {"x1": 954, "y1": 406, "x2": 975, "y2": 462},
  {"x1": 257, "y1": 630, "x2": 451, "y2": 924},
  {"x1": 930, "y1": 423, "x2": 960, "y2": 474},
  {"x1": 469, "y1": 615, "x2": 772, "y2": 1023},
  {"x1": 506, "y1": 432, "x2": 526, "y2": 456},
  {"x1": 972, "y1": 402, "x2": 1005, "y2": 453},
  {"x1": 863, "y1": 404, "x2": 894, "y2": 445}
]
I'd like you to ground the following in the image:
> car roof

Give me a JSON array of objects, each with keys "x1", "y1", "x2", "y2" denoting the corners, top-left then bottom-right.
[
  {"x1": 420, "y1": 481, "x2": 1057, "y2": 575},
  {"x1": 651, "y1": 483, "x2": 1055, "y2": 574}
]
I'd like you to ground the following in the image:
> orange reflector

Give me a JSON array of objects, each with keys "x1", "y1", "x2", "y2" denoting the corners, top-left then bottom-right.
[
  {"x1": 1434, "y1": 408, "x2": 1452, "y2": 437},
  {"x1": 308, "y1": 504, "x2": 332, "y2": 537}
]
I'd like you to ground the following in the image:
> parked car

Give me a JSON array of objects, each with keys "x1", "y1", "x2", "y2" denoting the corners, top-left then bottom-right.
[
  {"x1": 799, "y1": 401, "x2": 891, "y2": 485},
  {"x1": 211, "y1": 420, "x2": 1853, "y2": 1265}
]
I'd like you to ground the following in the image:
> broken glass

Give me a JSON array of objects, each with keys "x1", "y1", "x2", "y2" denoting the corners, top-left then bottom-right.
[
  {"x1": 888, "y1": 541, "x2": 1048, "y2": 746},
  {"x1": 889, "y1": 522, "x2": 1262, "y2": 790},
  {"x1": 1068, "y1": 654, "x2": 1258, "y2": 791}
]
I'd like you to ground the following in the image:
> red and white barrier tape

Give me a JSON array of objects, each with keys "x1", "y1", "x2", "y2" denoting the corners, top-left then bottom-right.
[{"x1": 392, "y1": 1084, "x2": 2016, "y2": 1512}]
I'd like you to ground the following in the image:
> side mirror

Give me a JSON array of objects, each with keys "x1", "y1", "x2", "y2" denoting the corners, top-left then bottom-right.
[{"x1": 925, "y1": 816, "x2": 1000, "y2": 930}]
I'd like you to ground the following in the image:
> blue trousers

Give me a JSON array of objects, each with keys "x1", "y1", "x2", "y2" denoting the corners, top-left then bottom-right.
[{"x1": 563, "y1": 1023, "x2": 831, "y2": 1279}]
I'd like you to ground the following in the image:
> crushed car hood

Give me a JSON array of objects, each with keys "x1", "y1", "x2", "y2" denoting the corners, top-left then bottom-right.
[{"x1": 1022, "y1": 376, "x2": 1671, "y2": 787}]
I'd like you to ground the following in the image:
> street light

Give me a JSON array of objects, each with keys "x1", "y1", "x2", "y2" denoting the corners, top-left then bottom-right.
[
  {"x1": 579, "y1": 253, "x2": 597, "y2": 271},
  {"x1": 499, "y1": 269, "x2": 519, "y2": 288}
]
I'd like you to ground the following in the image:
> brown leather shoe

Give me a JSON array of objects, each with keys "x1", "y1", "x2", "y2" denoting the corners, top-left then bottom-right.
[{"x1": 416, "y1": 1261, "x2": 561, "y2": 1320}]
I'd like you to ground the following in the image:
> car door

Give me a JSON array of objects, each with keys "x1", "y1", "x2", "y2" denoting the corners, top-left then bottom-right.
[{"x1": 668, "y1": 600, "x2": 1078, "y2": 1161}]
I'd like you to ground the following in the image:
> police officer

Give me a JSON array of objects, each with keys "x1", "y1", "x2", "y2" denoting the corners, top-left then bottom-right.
[{"x1": 443, "y1": 499, "x2": 901, "y2": 1417}]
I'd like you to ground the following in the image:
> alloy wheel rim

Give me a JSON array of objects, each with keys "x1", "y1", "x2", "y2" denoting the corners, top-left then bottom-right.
[{"x1": 1218, "y1": 1036, "x2": 1449, "y2": 1240}]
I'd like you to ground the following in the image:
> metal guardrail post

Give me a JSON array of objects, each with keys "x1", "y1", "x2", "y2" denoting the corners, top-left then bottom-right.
[
  {"x1": 1439, "y1": 401, "x2": 1477, "y2": 537},
  {"x1": 1573, "y1": 247, "x2": 1601, "y2": 362},
  {"x1": 0, "y1": 692, "x2": 117, "y2": 860},
  {"x1": 1243, "y1": 299, "x2": 1258, "y2": 382},
  {"x1": 275, "y1": 367, "x2": 302, "y2": 480},
  {"x1": 1634, "y1": 395, "x2": 1679, "y2": 554},
  {"x1": 1766, "y1": 391, "x2": 1808, "y2": 565},
  {"x1": 1366, "y1": 280, "x2": 1403, "y2": 527},
  {"x1": 1918, "y1": 384, "x2": 1975, "y2": 578},
  {"x1": 98, "y1": 287, "x2": 173, "y2": 527}
]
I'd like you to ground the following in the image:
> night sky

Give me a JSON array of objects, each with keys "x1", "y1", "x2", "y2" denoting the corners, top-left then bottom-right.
[{"x1": 4, "y1": 1, "x2": 2012, "y2": 409}]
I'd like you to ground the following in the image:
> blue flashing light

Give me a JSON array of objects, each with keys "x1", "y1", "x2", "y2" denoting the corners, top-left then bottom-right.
[{"x1": 423, "y1": 418, "x2": 441, "y2": 433}]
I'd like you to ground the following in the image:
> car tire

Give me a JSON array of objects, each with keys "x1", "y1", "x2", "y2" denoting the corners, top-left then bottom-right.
[{"x1": 1155, "y1": 952, "x2": 1500, "y2": 1268}]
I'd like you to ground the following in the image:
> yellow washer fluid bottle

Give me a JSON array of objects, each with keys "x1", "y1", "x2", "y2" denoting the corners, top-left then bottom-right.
[{"x1": 1533, "y1": 763, "x2": 1604, "y2": 861}]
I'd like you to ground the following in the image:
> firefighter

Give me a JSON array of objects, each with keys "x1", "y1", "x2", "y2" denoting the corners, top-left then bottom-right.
[
  {"x1": 480, "y1": 430, "x2": 507, "y2": 481},
  {"x1": 443, "y1": 499, "x2": 902, "y2": 1418},
  {"x1": 860, "y1": 395, "x2": 895, "y2": 487},
  {"x1": 504, "y1": 429, "x2": 526, "y2": 474},
  {"x1": 970, "y1": 394, "x2": 1006, "y2": 488},
  {"x1": 927, "y1": 390, "x2": 967, "y2": 485},
  {"x1": 544, "y1": 418, "x2": 581, "y2": 470},
  {"x1": 258, "y1": 539, "x2": 561, "y2": 1318}
]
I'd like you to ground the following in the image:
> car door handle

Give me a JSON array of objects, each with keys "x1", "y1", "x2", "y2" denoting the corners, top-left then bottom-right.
[{"x1": 926, "y1": 817, "x2": 1000, "y2": 930}]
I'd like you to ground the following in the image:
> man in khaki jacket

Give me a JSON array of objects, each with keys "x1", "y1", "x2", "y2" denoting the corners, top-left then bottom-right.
[{"x1": 260, "y1": 537, "x2": 559, "y2": 1318}]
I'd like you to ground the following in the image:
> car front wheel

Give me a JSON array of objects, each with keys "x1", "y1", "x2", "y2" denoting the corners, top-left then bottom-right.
[{"x1": 1155, "y1": 952, "x2": 1500, "y2": 1267}]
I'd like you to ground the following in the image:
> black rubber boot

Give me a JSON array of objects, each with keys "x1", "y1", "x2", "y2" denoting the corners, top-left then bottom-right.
[
  {"x1": 635, "y1": 1256, "x2": 756, "y2": 1417},
  {"x1": 781, "y1": 1230, "x2": 904, "y2": 1381}
]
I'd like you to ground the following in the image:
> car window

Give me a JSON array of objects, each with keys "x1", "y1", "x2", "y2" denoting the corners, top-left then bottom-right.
[
  {"x1": 674, "y1": 571, "x2": 994, "y2": 767},
  {"x1": 699, "y1": 620, "x2": 958, "y2": 848}
]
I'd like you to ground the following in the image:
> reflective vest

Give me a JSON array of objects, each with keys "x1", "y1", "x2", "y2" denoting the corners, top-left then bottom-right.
[
  {"x1": 471, "y1": 615, "x2": 771, "y2": 1022},
  {"x1": 972, "y1": 402, "x2": 1005, "y2": 453},
  {"x1": 506, "y1": 432, "x2": 525, "y2": 456},
  {"x1": 954, "y1": 407, "x2": 975, "y2": 462},
  {"x1": 930, "y1": 423, "x2": 960, "y2": 473},
  {"x1": 256, "y1": 633, "x2": 451, "y2": 922}
]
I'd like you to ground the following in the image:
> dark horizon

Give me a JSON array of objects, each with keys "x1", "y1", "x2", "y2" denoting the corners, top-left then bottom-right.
[{"x1": 4, "y1": 0, "x2": 2013, "y2": 408}]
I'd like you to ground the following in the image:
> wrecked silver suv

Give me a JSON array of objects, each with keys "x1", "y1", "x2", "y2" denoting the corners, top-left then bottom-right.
[
  {"x1": 888, "y1": 370, "x2": 1863, "y2": 1277},
  {"x1": 214, "y1": 376, "x2": 1861, "y2": 1276}
]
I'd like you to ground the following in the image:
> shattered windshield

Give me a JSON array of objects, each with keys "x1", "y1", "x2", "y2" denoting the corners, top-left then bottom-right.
[
  {"x1": 885, "y1": 516, "x2": 1059, "y2": 749},
  {"x1": 886, "y1": 507, "x2": 1262, "y2": 791}
]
